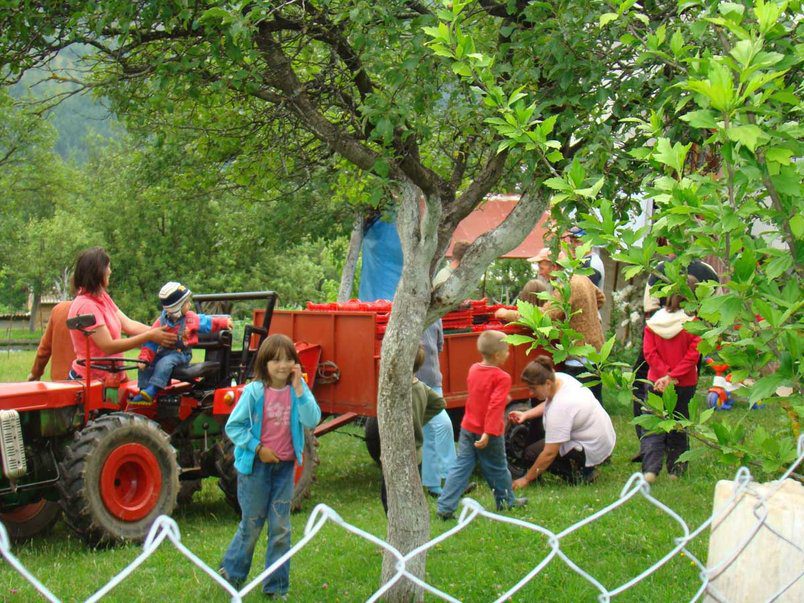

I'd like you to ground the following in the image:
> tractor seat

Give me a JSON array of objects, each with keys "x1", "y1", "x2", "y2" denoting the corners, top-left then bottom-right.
[{"x1": 172, "y1": 361, "x2": 220, "y2": 381}]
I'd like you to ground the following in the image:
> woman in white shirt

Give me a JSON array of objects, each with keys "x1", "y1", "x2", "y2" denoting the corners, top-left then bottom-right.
[{"x1": 510, "y1": 355, "x2": 616, "y2": 488}]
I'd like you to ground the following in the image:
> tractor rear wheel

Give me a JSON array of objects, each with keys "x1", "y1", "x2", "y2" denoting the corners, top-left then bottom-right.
[
  {"x1": 216, "y1": 430, "x2": 319, "y2": 515},
  {"x1": 0, "y1": 499, "x2": 61, "y2": 541},
  {"x1": 58, "y1": 412, "x2": 179, "y2": 547}
]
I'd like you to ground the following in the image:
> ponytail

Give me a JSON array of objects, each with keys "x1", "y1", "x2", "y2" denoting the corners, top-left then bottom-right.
[{"x1": 521, "y1": 355, "x2": 555, "y2": 386}]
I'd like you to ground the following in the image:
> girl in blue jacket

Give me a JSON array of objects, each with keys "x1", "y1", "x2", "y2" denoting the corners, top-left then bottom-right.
[{"x1": 219, "y1": 334, "x2": 321, "y2": 598}]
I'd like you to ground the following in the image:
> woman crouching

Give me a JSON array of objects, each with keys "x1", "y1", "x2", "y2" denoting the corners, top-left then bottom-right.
[{"x1": 510, "y1": 356, "x2": 616, "y2": 488}]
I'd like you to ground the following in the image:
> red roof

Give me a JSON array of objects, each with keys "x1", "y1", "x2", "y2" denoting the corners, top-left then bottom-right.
[{"x1": 448, "y1": 195, "x2": 550, "y2": 259}]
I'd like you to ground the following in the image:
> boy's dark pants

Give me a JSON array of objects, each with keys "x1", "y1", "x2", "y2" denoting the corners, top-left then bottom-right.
[{"x1": 640, "y1": 385, "x2": 695, "y2": 476}]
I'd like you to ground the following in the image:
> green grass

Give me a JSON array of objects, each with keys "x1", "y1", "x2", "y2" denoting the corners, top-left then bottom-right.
[
  {"x1": 0, "y1": 327, "x2": 42, "y2": 341},
  {"x1": 0, "y1": 351, "x2": 790, "y2": 601}
]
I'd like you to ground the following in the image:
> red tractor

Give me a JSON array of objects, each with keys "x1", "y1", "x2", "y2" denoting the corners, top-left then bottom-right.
[
  {"x1": 1, "y1": 293, "x2": 544, "y2": 546},
  {"x1": 0, "y1": 291, "x2": 320, "y2": 546}
]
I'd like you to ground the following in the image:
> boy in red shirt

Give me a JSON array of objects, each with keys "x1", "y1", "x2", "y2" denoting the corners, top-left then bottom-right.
[{"x1": 437, "y1": 330, "x2": 527, "y2": 518}]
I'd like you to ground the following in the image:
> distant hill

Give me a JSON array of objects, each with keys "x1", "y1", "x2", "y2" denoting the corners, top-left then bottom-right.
[{"x1": 10, "y1": 46, "x2": 120, "y2": 163}]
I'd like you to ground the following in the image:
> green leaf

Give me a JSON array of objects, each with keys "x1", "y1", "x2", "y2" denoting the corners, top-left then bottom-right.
[
  {"x1": 726, "y1": 124, "x2": 770, "y2": 153},
  {"x1": 680, "y1": 109, "x2": 718, "y2": 129},
  {"x1": 729, "y1": 39, "x2": 757, "y2": 70},
  {"x1": 718, "y1": 2, "x2": 745, "y2": 19},
  {"x1": 568, "y1": 158, "x2": 585, "y2": 188},
  {"x1": 575, "y1": 176, "x2": 605, "y2": 199},
  {"x1": 749, "y1": 374, "x2": 787, "y2": 404},
  {"x1": 712, "y1": 422, "x2": 731, "y2": 446},
  {"x1": 732, "y1": 248, "x2": 756, "y2": 283},
  {"x1": 544, "y1": 177, "x2": 570, "y2": 191},
  {"x1": 599, "y1": 13, "x2": 619, "y2": 27},
  {"x1": 503, "y1": 334, "x2": 536, "y2": 347},
  {"x1": 599, "y1": 336, "x2": 616, "y2": 363},
  {"x1": 653, "y1": 138, "x2": 691, "y2": 176},
  {"x1": 790, "y1": 214, "x2": 804, "y2": 239},
  {"x1": 765, "y1": 147, "x2": 794, "y2": 166},
  {"x1": 669, "y1": 29, "x2": 684, "y2": 56},
  {"x1": 755, "y1": 0, "x2": 786, "y2": 35},
  {"x1": 540, "y1": 114, "x2": 558, "y2": 135}
]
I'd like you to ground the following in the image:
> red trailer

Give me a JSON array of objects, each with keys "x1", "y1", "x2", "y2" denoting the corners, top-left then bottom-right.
[{"x1": 256, "y1": 306, "x2": 546, "y2": 444}]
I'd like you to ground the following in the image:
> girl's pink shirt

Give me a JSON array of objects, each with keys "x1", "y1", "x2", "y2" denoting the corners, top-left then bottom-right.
[
  {"x1": 68, "y1": 289, "x2": 125, "y2": 385},
  {"x1": 260, "y1": 385, "x2": 295, "y2": 461}
]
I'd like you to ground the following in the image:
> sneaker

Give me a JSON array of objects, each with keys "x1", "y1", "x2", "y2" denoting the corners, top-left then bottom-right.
[
  {"x1": 436, "y1": 510, "x2": 454, "y2": 520},
  {"x1": 264, "y1": 593, "x2": 288, "y2": 600},
  {"x1": 511, "y1": 496, "x2": 528, "y2": 508},
  {"x1": 427, "y1": 487, "x2": 442, "y2": 498},
  {"x1": 462, "y1": 482, "x2": 478, "y2": 495},
  {"x1": 498, "y1": 497, "x2": 528, "y2": 511},
  {"x1": 643, "y1": 472, "x2": 657, "y2": 484},
  {"x1": 217, "y1": 566, "x2": 242, "y2": 589},
  {"x1": 130, "y1": 385, "x2": 157, "y2": 405}
]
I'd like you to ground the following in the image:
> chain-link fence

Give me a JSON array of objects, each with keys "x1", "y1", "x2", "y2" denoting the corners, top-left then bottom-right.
[{"x1": 2, "y1": 435, "x2": 802, "y2": 602}]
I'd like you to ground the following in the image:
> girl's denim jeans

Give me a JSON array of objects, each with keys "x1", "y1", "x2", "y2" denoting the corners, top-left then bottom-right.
[{"x1": 220, "y1": 460, "x2": 294, "y2": 595}]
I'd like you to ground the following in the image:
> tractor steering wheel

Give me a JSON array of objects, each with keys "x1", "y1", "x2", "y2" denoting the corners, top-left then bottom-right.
[{"x1": 74, "y1": 357, "x2": 145, "y2": 373}]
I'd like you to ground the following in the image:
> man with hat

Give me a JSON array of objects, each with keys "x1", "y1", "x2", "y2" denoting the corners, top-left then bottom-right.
[
  {"x1": 131, "y1": 281, "x2": 233, "y2": 403},
  {"x1": 496, "y1": 247, "x2": 606, "y2": 403}
]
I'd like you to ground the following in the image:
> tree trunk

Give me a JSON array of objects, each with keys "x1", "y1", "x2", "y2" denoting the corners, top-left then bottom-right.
[
  {"x1": 378, "y1": 181, "x2": 440, "y2": 602},
  {"x1": 338, "y1": 210, "x2": 364, "y2": 302},
  {"x1": 28, "y1": 288, "x2": 40, "y2": 332}
]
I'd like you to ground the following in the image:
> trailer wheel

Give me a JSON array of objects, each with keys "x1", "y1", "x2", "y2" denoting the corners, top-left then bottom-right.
[
  {"x1": 0, "y1": 499, "x2": 61, "y2": 541},
  {"x1": 291, "y1": 429, "x2": 319, "y2": 512},
  {"x1": 364, "y1": 416, "x2": 382, "y2": 466},
  {"x1": 58, "y1": 412, "x2": 179, "y2": 547},
  {"x1": 216, "y1": 431, "x2": 319, "y2": 515}
]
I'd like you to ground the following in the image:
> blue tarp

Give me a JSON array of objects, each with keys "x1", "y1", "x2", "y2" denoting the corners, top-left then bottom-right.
[{"x1": 358, "y1": 217, "x2": 403, "y2": 301}]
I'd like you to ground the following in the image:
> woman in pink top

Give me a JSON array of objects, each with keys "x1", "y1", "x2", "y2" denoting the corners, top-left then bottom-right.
[{"x1": 67, "y1": 247, "x2": 177, "y2": 385}]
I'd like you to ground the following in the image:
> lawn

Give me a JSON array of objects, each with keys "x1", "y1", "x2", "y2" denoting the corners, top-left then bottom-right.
[{"x1": 0, "y1": 350, "x2": 789, "y2": 602}]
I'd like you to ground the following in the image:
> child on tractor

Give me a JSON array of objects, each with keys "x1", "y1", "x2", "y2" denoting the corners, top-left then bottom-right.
[{"x1": 131, "y1": 281, "x2": 232, "y2": 404}]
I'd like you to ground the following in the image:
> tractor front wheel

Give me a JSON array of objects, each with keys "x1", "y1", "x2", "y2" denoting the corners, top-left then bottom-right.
[
  {"x1": 216, "y1": 430, "x2": 319, "y2": 515},
  {"x1": 58, "y1": 413, "x2": 179, "y2": 547},
  {"x1": 0, "y1": 499, "x2": 61, "y2": 541}
]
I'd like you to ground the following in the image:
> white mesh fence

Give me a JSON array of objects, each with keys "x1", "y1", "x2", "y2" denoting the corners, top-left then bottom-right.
[{"x1": 2, "y1": 435, "x2": 802, "y2": 602}]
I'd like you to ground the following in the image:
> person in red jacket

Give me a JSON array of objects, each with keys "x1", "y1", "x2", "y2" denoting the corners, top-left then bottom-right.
[
  {"x1": 131, "y1": 282, "x2": 232, "y2": 404},
  {"x1": 640, "y1": 277, "x2": 701, "y2": 483}
]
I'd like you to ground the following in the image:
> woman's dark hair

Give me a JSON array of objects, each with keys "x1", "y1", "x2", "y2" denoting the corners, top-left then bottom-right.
[
  {"x1": 71, "y1": 247, "x2": 110, "y2": 295},
  {"x1": 666, "y1": 276, "x2": 699, "y2": 313},
  {"x1": 254, "y1": 334, "x2": 301, "y2": 385},
  {"x1": 521, "y1": 355, "x2": 556, "y2": 386}
]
